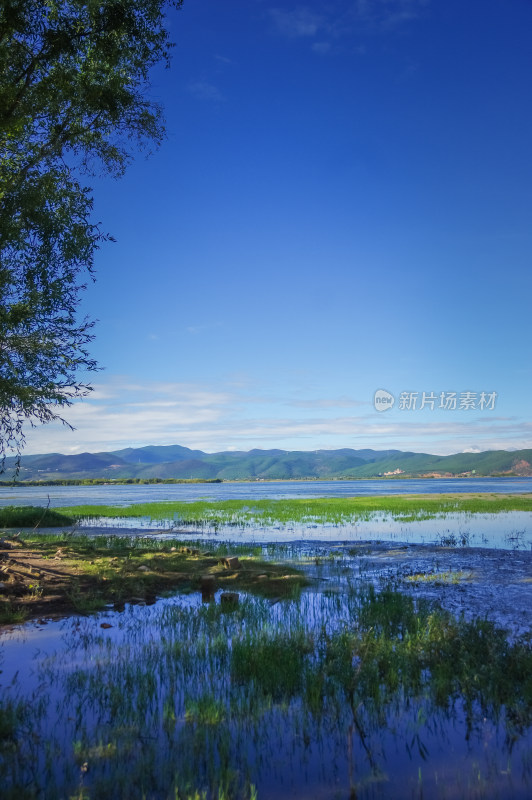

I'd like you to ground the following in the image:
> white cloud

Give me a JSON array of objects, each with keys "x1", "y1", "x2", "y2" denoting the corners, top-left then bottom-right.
[
  {"x1": 16, "y1": 376, "x2": 532, "y2": 457},
  {"x1": 185, "y1": 322, "x2": 222, "y2": 335},
  {"x1": 289, "y1": 395, "x2": 368, "y2": 409},
  {"x1": 187, "y1": 80, "x2": 224, "y2": 103},
  {"x1": 355, "y1": 0, "x2": 429, "y2": 30},
  {"x1": 269, "y1": 7, "x2": 323, "y2": 38},
  {"x1": 311, "y1": 41, "x2": 332, "y2": 55},
  {"x1": 266, "y1": 1, "x2": 429, "y2": 58},
  {"x1": 355, "y1": 0, "x2": 428, "y2": 27}
]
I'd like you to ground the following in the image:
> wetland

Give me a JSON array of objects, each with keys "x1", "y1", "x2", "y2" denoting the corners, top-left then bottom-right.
[{"x1": 1, "y1": 485, "x2": 532, "y2": 799}]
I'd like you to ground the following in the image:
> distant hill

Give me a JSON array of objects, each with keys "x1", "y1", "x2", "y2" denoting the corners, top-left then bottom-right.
[{"x1": 2, "y1": 445, "x2": 532, "y2": 482}]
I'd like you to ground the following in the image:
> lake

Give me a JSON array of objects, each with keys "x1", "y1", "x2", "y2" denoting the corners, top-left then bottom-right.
[
  {"x1": 2, "y1": 478, "x2": 531, "y2": 551},
  {"x1": 1, "y1": 478, "x2": 532, "y2": 798},
  {"x1": 1, "y1": 476, "x2": 531, "y2": 508}
]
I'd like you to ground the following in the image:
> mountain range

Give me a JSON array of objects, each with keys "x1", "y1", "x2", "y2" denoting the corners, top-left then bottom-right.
[{"x1": 3, "y1": 445, "x2": 532, "y2": 482}]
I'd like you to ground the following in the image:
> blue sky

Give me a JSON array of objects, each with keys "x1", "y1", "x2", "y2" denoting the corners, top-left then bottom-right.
[{"x1": 24, "y1": 0, "x2": 532, "y2": 456}]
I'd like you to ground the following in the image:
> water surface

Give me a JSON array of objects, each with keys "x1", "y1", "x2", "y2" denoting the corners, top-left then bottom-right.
[
  {"x1": 1, "y1": 548, "x2": 531, "y2": 799},
  {"x1": 1, "y1": 478, "x2": 532, "y2": 798},
  {"x1": 1, "y1": 476, "x2": 531, "y2": 508}
]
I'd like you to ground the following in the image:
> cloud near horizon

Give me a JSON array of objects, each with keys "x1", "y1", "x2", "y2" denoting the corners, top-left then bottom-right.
[{"x1": 16, "y1": 376, "x2": 532, "y2": 458}]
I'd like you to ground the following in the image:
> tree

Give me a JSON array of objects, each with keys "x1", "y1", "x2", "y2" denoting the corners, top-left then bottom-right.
[{"x1": 0, "y1": 0, "x2": 182, "y2": 472}]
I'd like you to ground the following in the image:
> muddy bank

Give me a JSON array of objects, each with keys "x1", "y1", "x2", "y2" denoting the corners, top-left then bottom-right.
[
  {"x1": 0, "y1": 531, "x2": 307, "y2": 623},
  {"x1": 343, "y1": 541, "x2": 532, "y2": 639}
]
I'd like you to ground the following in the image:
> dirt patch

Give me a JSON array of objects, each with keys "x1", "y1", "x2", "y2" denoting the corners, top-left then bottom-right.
[{"x1": 0, "y1": 533, "x2": 308, "y2": 624}]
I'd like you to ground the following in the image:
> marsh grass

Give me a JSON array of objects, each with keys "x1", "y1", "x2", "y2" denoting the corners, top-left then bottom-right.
[
  {"x1": 404, "y1": 570, "x2": 470, "y2": 585},
  {"x1": 185, "y1": 694, "x2": 227, "y2": 725},
  {"x1": 231, "y1": 629, "x2": 313, "y2": 699},
  {"x1": 0, "y1": 601, "x2": 28, "y2": 624},
  {"x1": 0, "y1": 700, "x2": 27, "y2": 746},
  {"x1": 0, "y1": 505, "x2": 74, "y2": 528},
  {"x1": 173, "y1": 786, "x2": 257, "y2": 800},
  {"x1": 58, "y1": 492, "x2": 532, "y2": 529},
  {"x1": 1, "y1": 538, "x2": 531, "y2": 798},
  {"x1": 438, "y1": 532, "x2": 471, "y2": 547}
]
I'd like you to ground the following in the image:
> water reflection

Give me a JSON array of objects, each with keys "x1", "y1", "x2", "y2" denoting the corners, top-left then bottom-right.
[
  {"x1": 1, "y1": 546, "x2": 531, "y2": 799},
  {"x1": 77, "y1": 510, "x2": 532, "y2": 551}
]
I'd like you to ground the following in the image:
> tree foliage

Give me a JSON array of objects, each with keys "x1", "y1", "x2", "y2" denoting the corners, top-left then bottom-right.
[{"x1": 0, "y1": 0, "x2": 182, "y2": 471}]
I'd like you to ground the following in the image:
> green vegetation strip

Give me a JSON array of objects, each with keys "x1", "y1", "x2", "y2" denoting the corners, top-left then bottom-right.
[
  {"x1": 0, "y1": 505, "x2": 74, "y2": 528},
  {"x1": 57, "y1": 492, "x2": 532, "y2": 526}
]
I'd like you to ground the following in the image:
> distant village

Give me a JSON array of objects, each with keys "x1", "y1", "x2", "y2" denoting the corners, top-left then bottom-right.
[{"x1": 378, "y1": 468, "x2": 479, "y2": 478}]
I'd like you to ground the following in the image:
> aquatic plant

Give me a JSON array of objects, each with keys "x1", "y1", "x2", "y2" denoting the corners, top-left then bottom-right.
[
  {"x1": 0, "y1": 549, "x2": 531, "y2": 798},
  {"x1": 57, "y1": 492, "x2": 532, "y2": 530},
  {"x1": 0, "y1": 505, "x2": 74, "y2": 528}
]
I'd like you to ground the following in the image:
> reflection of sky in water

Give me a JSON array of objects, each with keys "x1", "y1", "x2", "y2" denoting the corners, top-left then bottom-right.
[
  {"x1": 78, "y1": 510, "x2": 532, "y2": 550},
  {"x1": 0, "y1": 595, "x2": 202, "y2": 691},
  {"x1": 1, "y1": 575, "x2": 532, "y2": 800}
]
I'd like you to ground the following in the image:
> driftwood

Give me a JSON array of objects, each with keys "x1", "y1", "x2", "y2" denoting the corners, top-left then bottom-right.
[
  {"x1": 200, "y1": 574, "x2": 215, "y2": 592},
  {"x1": 220, "y1": 556, "x2": 241, "y2": 570},
  {"x1": 0, "y1": 556, "x2": 61, "y2": 581},
  {"x1": 0, "y1": 541, "x2": 72, "y2": 589}
]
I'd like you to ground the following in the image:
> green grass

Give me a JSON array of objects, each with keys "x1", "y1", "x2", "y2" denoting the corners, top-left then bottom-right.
[
  {"x1": 0, "y1": 505, "x2": 74, "y2": 528},
  {"x1": 57, "y1": 492, "x2": 532, "y2": 527},
  {"x1": 0, "y1": 532, "x2": 309, "y2": 620},
  {"x1": 404, "y1": 570, "x2": 471, "y2": 585},
  {"x1": 185, "y1": 693, "x2": 227, "y2": 725},
  {"x1": 231, "y1": 629, "x2": 313, "y2": 699},
  {"x1": 0, "y1": 602, "x2": 28, "y2": 625}
]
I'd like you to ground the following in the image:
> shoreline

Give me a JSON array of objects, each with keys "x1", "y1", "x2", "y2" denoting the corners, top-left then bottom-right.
[
  {"x1": 2, "y1": 531, "x2": 531, "y2": 640},
  {"x1": 3, "y1": 474, "x2": 532, "y2": 487}
]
